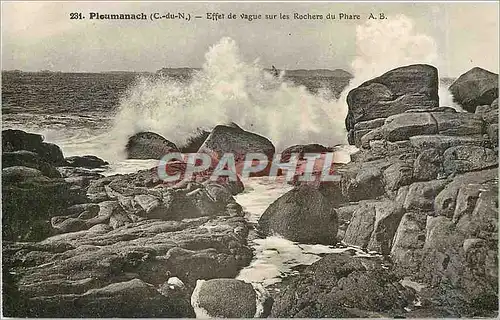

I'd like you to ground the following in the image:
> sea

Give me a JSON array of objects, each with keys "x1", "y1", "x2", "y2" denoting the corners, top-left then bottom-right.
[{"x1": 1, "y1": 35, "x2": 457, "y2": 288}]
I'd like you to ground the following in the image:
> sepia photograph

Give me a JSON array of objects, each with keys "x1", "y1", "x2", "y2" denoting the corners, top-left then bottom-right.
[{"x1": 1, "y1": 1, "x2": 499, "y2": 318}]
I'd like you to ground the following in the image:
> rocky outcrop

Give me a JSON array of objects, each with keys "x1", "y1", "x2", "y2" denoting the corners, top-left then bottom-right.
[
  {"x1": 64, "y1": 155, "x2": 109, "y2": 168},
  {"x1": 449, "y1": 67, "x2": 499, "y2": 112},
  {"x1": 2, "y1": 150, "x2": 61, "y2": 178},
  {"x1": 271, "y1": 253, "x2": 416, "y2": 318},
  {"x1": 273, "y1": 65, "x2": 498, "y2": 318},
  {"x1": 3, "y1": 215, "x2": 252, "y2": 317},
  {"x1": 257, "y1": 185, "x2": 338, "y2": 245},
  {"x1": 2, "y1": 129, "x2": 65, "y2": 165},
  {"x1": 126, "y1": 131, "x2": 179, "y2": 159},
  {"x1": 2, "y1": 166, "x2": 86, "y2": 241},
  {"x1": 346, "y1": 64, "x2": 439, "y2": 146},
  {"x1": 2, "y1": 130, "x2": 257, "y2": 318}
]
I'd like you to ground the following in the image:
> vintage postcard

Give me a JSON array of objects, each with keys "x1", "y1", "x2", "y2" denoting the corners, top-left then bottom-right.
[{"x1": 1, "y1": 1, "x2": 498, "y2": 318}]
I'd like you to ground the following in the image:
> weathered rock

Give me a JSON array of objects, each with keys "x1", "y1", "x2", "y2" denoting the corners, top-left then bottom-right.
[
  {"x1": 391, "y1": 212, "x2": 427, "y2": 275},
  {"x1": 2, "y1": 167, "x2": 86, "y2": 241},
  {"x1": 346, "y1": 64, "x2": 439, "y2": 132},
  {"x1": 403, "y1": 179, "x2": 449, "y2": 212},
  {"x1": 455, "y1": 180, "x2": 497, "y2": 238},
  {"x1": 486, "y1": 124, "x2": 498, "y2": 146},
  {"x1": 340, "y1": 158, "x2": 389, "y2": 201},
  {"x1": 383, "y1": 160, "x2": 414, "y2": 191},
  {"x1": 2, "y1": 150, "x2": 61, "y2": 178},
  {"x1": 198, "y1": 125, "x2": 275, "y2": 176},
  {"x1": 413, "y1": 149, "x2": 442, "y2": 181},
  {"x1": 442, "y1": 145, "x2": 497, "y2": 174},
  {"x1": 383, "y1": 112, "x2": 437, "y2": 141},
  {"x1": 418, "y1": 212, "x2": 498, "y2": 317},
  {"x1": 343, "y1": 199, "x2": 405, "y2": 254},
  {"x1": 475, "y1": 99, "x2": 498, "y2": 124},
  {"x1": 64, "y1": 155, "x2": 109, "y2": 168},
  {"x1": 350, "y1": 140, "x2": 413, "y2": 162},
  {"x1": 410, "y1": 134, "x2": 490, "y2": 151},
  {"x1": 3, "y1": 215, "x2": 252, "y2": 317},
  {"x1": 2, "y1": 129, "x2": 65, "y2": 165},
  {"x1": 434, "y1": 169, "x2": 497, "y2": 218},
  {"x1": 449, "y1": 67, "x2": 499, "y2": 112},
  {"x1": 191, "y1": 279, "x2": 272, "y2": 318},
  {"x1": 351, "y1": 118, "x2": 386, "y2": 146},
  {"x1": 126, "y1": 131, "x2": 179, "y2": 159},
  {"x1": 271, "y1": 253, "x2": 416, "y2": 317},
  {"x1": 431, "y1": 112, "x2": 484, "y2": 136},
  {"x1": 6, "y1": 278, "x2": 195, "y2": 318},
  {"x1": 258, "y1": 185, "x2": 338, "y2": 245}
]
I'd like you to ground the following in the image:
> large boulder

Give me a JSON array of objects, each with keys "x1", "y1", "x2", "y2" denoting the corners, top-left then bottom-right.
[
  {"x1": 191, "y1": 279, "x2": 272, "y2": 318},
  {"x1": 64, "y1": 155, "x2": 109, "y2": 169},
  {"x1": 346, "y1": 64, "x2": 439, "y2": 144},
  {"x1": 2, "y1": 129, "x2": 65, "y2": 165},
  {"x1": 257, "y1": 185, "x2": 338, "y2": 245},
  {"x1": 126, "y1": 131, "x2": 179, "y2": 160},
  {"x1": 198, "y1": 125, "x2": 275, "y2": 176},
  {"x1": 449, "y1": 67, "x2": 498, "y2": 112},
  {"x1": 271, "y1": 253, "x2": 416, "y2": 317}
]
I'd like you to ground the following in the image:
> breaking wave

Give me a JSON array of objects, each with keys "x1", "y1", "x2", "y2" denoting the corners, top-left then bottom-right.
[{"x1": 107, "y1": 14, "x2": 456, "y2": 160}]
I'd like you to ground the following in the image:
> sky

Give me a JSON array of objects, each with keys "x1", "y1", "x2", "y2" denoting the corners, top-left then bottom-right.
[{"x1": 1, "y1": 1, "x2": 499, "y2": 77}]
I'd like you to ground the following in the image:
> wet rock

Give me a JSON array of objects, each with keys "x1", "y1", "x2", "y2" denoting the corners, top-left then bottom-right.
[
  {"x1": 449, "y1": 67, "x2": 498, "y2": 112},
  {"x1": 383, "y1": 160, "x2": 414, "y2": 191},
  {"x1": 191, "y1": 279, "x2": 272, "y2": 318},
  {"x1": 126, "y1": 131, "x2": 179, "y2": 160},
  {"x1": 2, "y1": 150, "x2": 61, "y2": 178},
  {"x1": 346, "y1": 64, "x2": 439, "y2": 132},
  {"x1": 280, "y1": 143, "x2": 330, "y2": 162},
  {"x1": 179, "y1": 129, "x2": 210, "y2": 153},
  {"x1": 2, "y1": 129, "x2": 65, "y2": 165},
  {"x1": 271, "y1": 253, "x2": 416, "y2": 317},
  {"x1": 198, "y1": 125, "x2": 275, "y2": 176},
  {"x1": 442, "y1": 145, "x2": 497, "y2": 174},
  {"x1": 64, "y1": 155, "x2": 109, "y2": 168},
  {"x1": 258, "y1": 185, "x2": 338, "y2": 245}
]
